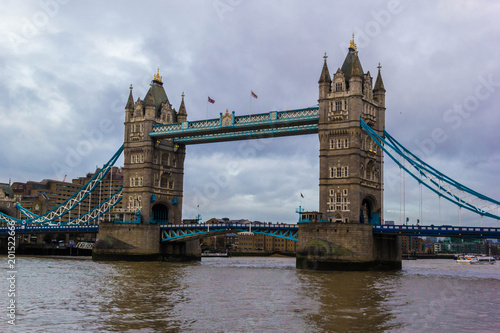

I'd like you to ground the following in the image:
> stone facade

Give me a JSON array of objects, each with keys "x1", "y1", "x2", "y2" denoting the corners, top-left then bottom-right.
[
  {"x1": 318, "y1": 38, "x2": 386, "y2": 224},
  {"x1": 123, "y1": 71, "x2": 186, "y2": 224}
]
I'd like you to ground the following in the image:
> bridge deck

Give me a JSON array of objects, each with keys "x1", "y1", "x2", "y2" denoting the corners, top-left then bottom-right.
[
  {"x1": 2, "y1": 224, "x2": 498, "y2": 239},
  {"x1": 373, "y1": 225, "x2": 500, "y2": 238},
  {"x1": 160, "y1": 223, "x2": 299, "y2": 241},
  {"x1": 150, "y1": 107, "x2": 319, "y2": 144},
  {"x1": 0, "y1": 225, "x2": 99, "y2": 234}
]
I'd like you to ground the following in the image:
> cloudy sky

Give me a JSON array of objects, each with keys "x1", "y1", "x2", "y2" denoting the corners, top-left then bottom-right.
[{"x1": 1, "y1": 0, "x2": 499, "y2": 226}]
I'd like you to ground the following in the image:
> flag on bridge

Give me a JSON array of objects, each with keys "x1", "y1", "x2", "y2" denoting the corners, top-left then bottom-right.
[
  {"x1": 251, "y1": 90, "x2": 258, "y2": 99},
  {"x1": 301, "y1": 193, "x2": 304, "y2": 198},
  {"x1": 208, "y1": 96, "x2": 215, "y2": 104}
]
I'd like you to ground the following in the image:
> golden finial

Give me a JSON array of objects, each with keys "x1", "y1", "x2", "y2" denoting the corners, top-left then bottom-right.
[
  {"x1": 225, "y1": 108, "x2": 229, "y2": 115},
  {"x1": 350, "y1": 33, "x2": 357, "y2": 51},
  {"x1": 154, "y1": 68, "x2": 162, "y2": 83}
]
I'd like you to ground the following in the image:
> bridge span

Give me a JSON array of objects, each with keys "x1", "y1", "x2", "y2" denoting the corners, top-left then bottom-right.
[{"x1": 3, "y1": 223, "x2": 499, "y2": 240}]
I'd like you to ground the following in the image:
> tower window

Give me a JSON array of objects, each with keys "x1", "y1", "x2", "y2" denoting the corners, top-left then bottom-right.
[
  {"x1": 335, "y1": 101, "x2": 342, "y2": 111},
  {"x1": 336, "y1": 82, "x2": 343, "y2": 92}
]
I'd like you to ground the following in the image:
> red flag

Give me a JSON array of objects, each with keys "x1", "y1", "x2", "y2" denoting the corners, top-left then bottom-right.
[
  {"x1": 208, "y1": 96, "x2": 215, "y2": 104},
  {"x1": 251, "y1": 90, "x2": 258, "y2": 99}
]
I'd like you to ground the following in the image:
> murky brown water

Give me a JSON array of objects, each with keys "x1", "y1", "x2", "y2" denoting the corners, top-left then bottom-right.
[{"x1": 1, "y1": 256, "x2": 499, "y2": 332}]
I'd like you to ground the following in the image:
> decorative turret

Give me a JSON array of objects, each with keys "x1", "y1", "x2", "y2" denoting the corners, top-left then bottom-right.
[
  {"x1": 373, "y1": 63, "x2": 386, "y2": 108},
  {"x1": 177, "y1": 92, "x2": 187, "y2": 123},
  {"x1": 125, "y1": 84, "x2": 134, "y2": 122},
  {"x1": 144, "y1": 84, "x2": 156, "y2": 119},
  {"x1": 318, "y1": 53, "x2": 332, "y2": 99}
]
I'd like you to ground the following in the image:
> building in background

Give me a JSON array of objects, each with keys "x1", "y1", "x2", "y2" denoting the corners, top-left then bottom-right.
[{"x1": 201, "y1": 218, "x2": 297, "y2": 254}]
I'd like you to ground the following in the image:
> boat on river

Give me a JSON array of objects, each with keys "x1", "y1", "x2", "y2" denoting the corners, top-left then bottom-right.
[{"x1": 455, "y1": 254, "x2": 495, "y2": 264}]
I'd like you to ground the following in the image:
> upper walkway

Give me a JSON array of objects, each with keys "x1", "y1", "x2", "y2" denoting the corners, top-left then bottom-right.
[{"x1": 150, "y1": 107, "x2": 319, "y2": 144}]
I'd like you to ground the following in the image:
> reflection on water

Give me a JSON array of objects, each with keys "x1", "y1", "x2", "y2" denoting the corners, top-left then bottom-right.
[{"x1": 0, "y1": 256, "x2": 499, "y2": 332}]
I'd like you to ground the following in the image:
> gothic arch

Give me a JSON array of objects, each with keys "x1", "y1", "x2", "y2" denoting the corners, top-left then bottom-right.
[
  {"x1": 360, "y1": 195, "x2": 378, "y2": 225},
  {"x1": 152, "y1": 203, "x2": 169, "y2": 224}
]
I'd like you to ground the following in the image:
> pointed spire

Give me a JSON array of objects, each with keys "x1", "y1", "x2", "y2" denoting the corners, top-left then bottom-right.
[
  {"x1": 177, "y1": 92, "x2": 187, "y2": 123},
  {"x1": 318, "y1": 52, "x2": 332, "y2": 84},
  {"x1": 126, "y1": 84, "x2": 134, "y2": 110},
  {"x1": 145, "y1": 83, "x2": 155, "y2": 107},
  {"x1": 350, "y1": 53, "x2": 363, "y2": 77},
  {"x1": 178, "y1": 92, "x2": 186, "y2": 115},
  {"x1": 374, "y1": 62, "x2": 385, "y2": 91}
]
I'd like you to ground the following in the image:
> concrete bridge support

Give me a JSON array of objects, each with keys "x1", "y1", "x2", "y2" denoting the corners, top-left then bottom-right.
[
  {"x1": 93, "y1": 223, "x2": 200, "y2": 261},
  {"x1": 296, "y1": 223, "x2": 401, "y2": 270}
]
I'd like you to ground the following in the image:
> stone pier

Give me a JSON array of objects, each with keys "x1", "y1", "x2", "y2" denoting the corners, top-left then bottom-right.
[
  {"x1": 296, "y1": 223, "x2": 401, "y2": 271},
  {"x1": 92, "y1": 223, "x2": 200, "y2": 261}
]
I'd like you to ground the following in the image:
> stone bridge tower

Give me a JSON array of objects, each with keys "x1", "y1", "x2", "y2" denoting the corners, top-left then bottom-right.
[
  {"x1": 123, "y1": 70, "x2": 186, "y2": 224},
  {"x1": 94, "y1": 71, "x2": 199, "y2": 261},
  {"x1": 297, "y1": 37, "x2": 399, "y2": 271},
  {"x1": 318, "y1": 35, "x2": 386, "y2": 225}
]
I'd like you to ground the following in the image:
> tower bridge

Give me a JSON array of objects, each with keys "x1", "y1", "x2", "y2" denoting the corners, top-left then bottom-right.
[{"x1": 2, "y1": 36, "x2": 500, "y2": 269}]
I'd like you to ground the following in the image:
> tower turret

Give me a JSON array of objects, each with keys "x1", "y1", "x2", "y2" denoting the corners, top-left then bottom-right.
[
  {"x1": 373, "y1": 63, "x2": 386, "y2": 108},
  {"x1": 125, "y1": 84, "x2": 134, "y2": 122},
  {"x1": 177, "y1": 92, "x2": 187, "y2": 123},
  {"x1": 318, "y1": 53, "x2": 332, "y2": 99},
  {"x1": 144, "y1": 85, "x2": 156, "y2": 120}
]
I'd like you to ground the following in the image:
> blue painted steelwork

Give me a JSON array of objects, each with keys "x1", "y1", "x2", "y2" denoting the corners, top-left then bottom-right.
[
  {"x1": 160, "y1": 223, "x2": 299, "y2": 242},
  {"x1": 150, "y1": 107, "x2": 319, "y2": 144},
  {"x1": 174, "y1": 124, "x2": 319, "y2": 144},
  {"x1": 0, "y1": 145, "x2": 124, "y2": 226},
  {"x1": 361, "y1": 119, "x2": 500, "y2": 221},
  {"x1": 0, "y1": 224, "x2": 99, "y2": 234},
  {"x1": 1, "y1": 222, "x2": 497, "y2": 239},
  {"x1": 16, "y1": 203, "x2": 39, "y2": 219},
  {"x1": 374, "y1": 224, "x2": 500, "y2": 239}
]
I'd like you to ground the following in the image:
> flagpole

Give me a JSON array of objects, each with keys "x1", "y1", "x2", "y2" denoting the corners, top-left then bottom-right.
[
  {"x1": 249, "y1": 91, "x2": 252, "y2": 114},
  {"x1": 206, "y1": 100, "x2": 208, "y2": 119}
]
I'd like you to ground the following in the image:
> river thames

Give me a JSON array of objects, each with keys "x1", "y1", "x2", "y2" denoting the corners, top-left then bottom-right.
[{"x1": 1, "y1": 256, "x2": 499, "y2": 332}]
